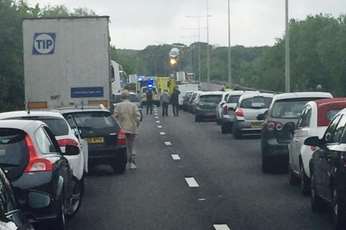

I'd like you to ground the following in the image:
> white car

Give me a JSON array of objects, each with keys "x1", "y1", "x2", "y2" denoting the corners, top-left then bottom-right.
[
  {"x1": 0, "y1": 110, "x2": 87, "y2": 213},
  {"x1": 219, "y1": 90, "x2": 256, "y2": 133},
  {"x1": 216, "y1": 91, "x2": 231, "y2": 125},
  {"x1": 232, "y1": 92, "x2": 274, "y2": 138},
  {"x1": 288, "y1": 98, "x2": 346, "y2": 194}
]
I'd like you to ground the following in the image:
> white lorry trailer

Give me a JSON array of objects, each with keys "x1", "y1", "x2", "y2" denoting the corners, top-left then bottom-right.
[{"x1": 23, "y1": 16, "x2": 112, "y2": 109}]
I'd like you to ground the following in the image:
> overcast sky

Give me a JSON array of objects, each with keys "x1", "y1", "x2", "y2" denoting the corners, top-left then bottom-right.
[{"x1": 26, "y1": 0, "x2": 346, "y2": 50}]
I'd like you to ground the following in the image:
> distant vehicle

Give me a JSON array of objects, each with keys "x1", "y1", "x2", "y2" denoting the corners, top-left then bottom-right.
[
  {"x1": 23, "y1": 16, "x2": 112, "y2": 109},
  {"x1": 232, "y1": 92, "x2": 274, "y2": 139},
  {"x1": 219, "y1": 91, "x2": 254, "y2": 133},
  {"x1": 0, "y1": 110, "x2": 87, "y2": 216},
  {"x1": 0, "y1": 120, "x2": 78, "y2": 229},
  {"x1": 288, "y1": 98, "x2": 346, "y2": 194},
  {"x1": 215, "y1": 92, "x2": 231, "y2": 125},
  {"x1": 59, "y1": 107, "x2": 128, "y2": 174},
  {"x1": 194, "y1": 91, "x2": 223, "y2": 122},
  {"x1": 113, "y1": 92, "x2": 143, "y2": 121},
  {"x1": 0, "y1": 168, "x2": 34, "y2": 230},
  {"x1": 261, "y1": 92, "x2": 333, "y2": 173},
  {"x1": 177, "y1": 83, "x2": 199, "y2": 106},
  {"x1": 305, "y1": 109, "x2": 346, "y2": 229},
  {"x1": 189, "y1": 91, "x2": 203, "y2": 114}
]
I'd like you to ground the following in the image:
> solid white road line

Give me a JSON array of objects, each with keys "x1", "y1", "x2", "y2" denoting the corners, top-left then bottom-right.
[
  {"x1": 164, "y1": 141, "x2": 172, "y2": 146},
  {"x1": 171, "y1": 154, "x2": 181, "y2": 160},
  {"x1": 159, "y1": 132, "x2": 166, "y2": 135},
  {"x1": 213, "y1": 224, "x2": 231, "y2": 230},
  {"x1": 185, "y1": 177, "x2": 199, "y2": 188}
]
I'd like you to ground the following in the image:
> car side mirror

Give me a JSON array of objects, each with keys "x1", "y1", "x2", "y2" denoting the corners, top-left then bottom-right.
[
  {"x1": 28, "y1": 191, "x2": 51, "y2": 209},
  {"x1": 304, "y1": 136, "x2": 324, "y2": 148},
  {"x1": 64, "y1": 145, "x2": 80, "y2": 156}
]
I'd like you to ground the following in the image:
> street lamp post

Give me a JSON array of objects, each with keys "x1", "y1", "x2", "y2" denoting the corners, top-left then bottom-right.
[
  {"x1": 227, "y1": 0, "x2": 232, "y2": 87},
  {"x1": 285, "y1": 0, "x2": 290, "y2": 92},
  {"x1": 206, "y1": 0, "x2": 210, "y2": 83}
]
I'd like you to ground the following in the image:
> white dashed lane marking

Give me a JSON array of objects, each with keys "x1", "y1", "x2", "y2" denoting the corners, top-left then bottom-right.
[
  {"x1": 164, "y1": 141, "x2": 172, "y2": 146},
  {"x1": 160, "y1": 132, "x2": 166, "y2": 135},
  {"x1": 156, "y1": 121, "x2": 160, "y2": 124},
  {"x1": 171, "y1": 154, "x2": 181, "y2": 160},
  {"x1": 213, "y1": 225, "x2": 231, "y2": 230},
  {"x1": 157, "y1": 125, "x2": 163, "y2": 129},
  {"x1": 185, "y1": 177, "x2": 199, "y2": 188}
]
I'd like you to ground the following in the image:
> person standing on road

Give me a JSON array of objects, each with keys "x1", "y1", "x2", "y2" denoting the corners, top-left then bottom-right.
[
  {"x1": 146, "y1": 89, "x2": 153, "y2": 115},
  {"x1": 113, "y1": 90, "x2": 141, "y2": 169},
  {"x1": 170, "y1": 87, "x2": 180, "y2": 116},
  {"x1": 160, "y1": 89, "x2": 170, "y2": 117}
]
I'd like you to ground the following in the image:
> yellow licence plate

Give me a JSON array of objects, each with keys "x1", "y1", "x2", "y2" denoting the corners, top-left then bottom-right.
[
  {"x1": 251, "y1": 122, "x2": 263, "y2": 128},
  {"x1": 87, "y1": 137, "x2": 104, "y2": 144}
]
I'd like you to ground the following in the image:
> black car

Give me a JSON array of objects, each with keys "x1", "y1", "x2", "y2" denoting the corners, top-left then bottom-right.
[
  {"x1": 0, "y1": 168, "x2": 34, "y2": 230},
  {"x1": 305, "y1": 110, "x2": 346, "y2": 230},
  {"x1": 0, "y1": 120, "x2": 78, "y2": 230},
  {"x1": 59, "y1": 107, "x2": 127, "y2": 174}
]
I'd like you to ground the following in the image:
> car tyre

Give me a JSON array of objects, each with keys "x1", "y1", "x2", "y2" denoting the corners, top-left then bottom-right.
[
  {"x1": 51, "y1": 198, "x2": 66, "y2": 230},
  {"x1": 221, "y1": 124, "x2": 230, "y2": 134},
  {"x1": 112, "y1": 150, "x2": 127, "y2": 174},
  {"x1": 195, "y1": 115, "x2": 201, "y2": 122},
  {"x1": 66, "y1": 177, "x2": 84, "y2": 218},
  {"x1": 310, "y1": 171, "x2": 324, "y2": 213},
  {"x1": 288, "y1": 164, "x2": 299, "y2": 185},
  {"x1": 299, "y1": 162, "x2": 310, "y2": 196},
  {"x1": 232, "y1": 123, "x2": 242, "y2": 139},
  {"x1": 332, "y1": 187, "x2": 346, "y2": 230}
]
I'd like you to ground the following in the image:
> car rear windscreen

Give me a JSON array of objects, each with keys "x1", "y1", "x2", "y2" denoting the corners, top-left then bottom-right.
[
  {"x1": 241, "y1": 96, "x2": 272, "y2": 109},
  {"x1": 227, "y1": 95, "x2": 241, "y2": 104},
  {"x1": 15, "y1": 117, "x2": 69, "y2": 136},
  {"x1": 72, "y1": 112, "x2": 120, "y2": 131},
  {"x1": 0, "y1": 129, "x2": 28, "y2": 180},
  {"x1": 271, "y1": 98, "x2": 322, "y2": 119},
  {"x1": 200, "y1": 95, "x2": 222, "y2": 103}
]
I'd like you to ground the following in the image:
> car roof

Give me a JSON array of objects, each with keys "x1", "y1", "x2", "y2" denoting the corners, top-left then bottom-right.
[
  {"x1": 273, "y1": 92, "x2": 333, "y2": 101},
  {"x1": 0, "y1": 110, "x2": 65, "y2": 120},
  {"x1": 0, "y1": 119, "x2": 44, "y2": 134},
  {"x1": 199, "y1": 91, "x2": 224, "y2": 96},
  {"x1": 56, "y1": 107, "x2": 110, "y2": 114},
  {"x1": 240, "y1": 92, "x2": 274, "y2": 101}
]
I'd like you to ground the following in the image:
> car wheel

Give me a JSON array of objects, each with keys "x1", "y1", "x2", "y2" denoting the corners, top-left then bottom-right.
[
  {"x1": 310, "y1": 171, "x2": 324, "y2": 213},
  {"x1": 112, "y1": 151, "x2": 127, "y2": 174},
  {"x1": 221, "y1": 124, "x2": 230, "y2": 134},
  {"x1": 299, "y1": 162, "x2": 310, "y2": 196},
  {"x1": 66, "y1": 177, "x2": 84, "y2": 218},
  {"x1": 51, "y1": 198, "x2": 66, "y2": 230},
  {"x1": 332, "y1": 187, "x2": 346, "y2": 230},
  {"x1": 232, "y1": 123, "x2": 242, "y2": 139},
  {"x1": 288, "y1": 164, "x2": 299, "y2": 185},
  {"x1": 195, "y1": 115, "x2": 201, "y2": 122}
]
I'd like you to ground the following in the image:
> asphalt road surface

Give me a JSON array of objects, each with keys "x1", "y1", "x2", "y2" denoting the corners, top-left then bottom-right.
[{"x1": 68, "y1": 108, "x2": 333, "y2": 230}]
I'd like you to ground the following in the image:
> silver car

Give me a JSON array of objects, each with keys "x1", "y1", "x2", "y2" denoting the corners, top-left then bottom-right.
[{"x1": 232, "y1": 92, "x2": 274, "y2": 138}]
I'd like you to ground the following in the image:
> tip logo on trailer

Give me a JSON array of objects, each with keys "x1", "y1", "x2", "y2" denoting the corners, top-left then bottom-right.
[{"x1": 32, "y1": 33, "x2": 56, "y2": 55}]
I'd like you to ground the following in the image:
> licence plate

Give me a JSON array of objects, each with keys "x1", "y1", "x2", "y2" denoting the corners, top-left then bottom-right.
[
  {"x1": 251, "y1": 122, "x2": 263, "y2": 128},
  {"x1": 87, "y1": 137, "x2": 104, "y2": 144}
]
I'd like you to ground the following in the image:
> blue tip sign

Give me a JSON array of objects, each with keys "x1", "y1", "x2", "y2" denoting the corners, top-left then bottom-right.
[{"x1": 32, "y1": 33, "x2": 56, "y2": 55}]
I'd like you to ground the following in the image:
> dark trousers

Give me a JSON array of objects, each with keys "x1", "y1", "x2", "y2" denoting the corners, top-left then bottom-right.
[
  {"x1": 146, "y1": 101, "x2": 153, "y2": 115},
  {"x1": 172, "y1": 103, "x2": 179, "y2": 116},
  {"x1": 162, "y1": 103, "x2": 169, "y2": 116}
]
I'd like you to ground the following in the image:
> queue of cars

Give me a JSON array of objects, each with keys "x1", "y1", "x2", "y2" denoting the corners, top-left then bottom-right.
[
  {"x1": 0, "y1": 106, "x2": 128, "y2": 230},
  {"x1": 183, "y1": 88, "x2": 346, "y2": 229}
]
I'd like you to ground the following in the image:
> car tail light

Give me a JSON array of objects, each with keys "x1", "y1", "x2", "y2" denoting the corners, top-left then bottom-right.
[
  {"x1": 57, "y1": 138, "x2": 79, "y2": 147},
  {"x1": 223, "y1": 105, "x2": 228, "y2": 114},
  {"x1": 235, "y1": 108, "x2": 244, "y2": 117},
  {"x1": 266, "y1": 121, "x2": 283, "y2": 131},
  {"x1": 117, "y1": 129, "x2": 127, "y2": 145},
  {"x1": 24, "y1": 135, "x2": 53, "y2": 173},
  {"x1": 267, "y1": 121, "x2": 276, "y2": 131}
]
